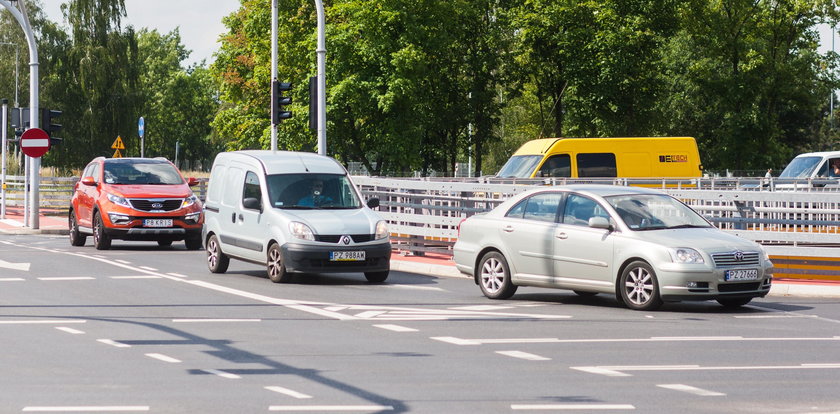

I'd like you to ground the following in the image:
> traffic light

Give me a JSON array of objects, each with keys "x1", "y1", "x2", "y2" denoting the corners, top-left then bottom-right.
[
  {"x1": 42, "y1": 108, "x2": 63, "y2": 145},
  {"x1": 271, "y1": 80, "x2": 292, "y2": 125}
]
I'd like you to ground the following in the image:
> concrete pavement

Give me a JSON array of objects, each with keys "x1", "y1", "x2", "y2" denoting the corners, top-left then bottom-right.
[{"x1": 2, "y1": 210, "x2": 839, "y2": 298}]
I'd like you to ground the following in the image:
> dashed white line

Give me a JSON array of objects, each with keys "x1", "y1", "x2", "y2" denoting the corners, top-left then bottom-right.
[
  {"x1": 22, "y1": 407, "x2": 149, "y2": 412},
  {"x1": 382, "y1": 284, "x2": 444, "y2": 291},
  {"x1": 114, "y1": 260, "x2": 132, "y2": 264},
  {"x1": 511, "y1": 404, "x2": 634, "y2": 410},
  {"x1": 166, "y1": 272, "x2": 188, "y2": 278},
  {"x1": 202, "y1": 369, "x2": 240, "y2": 379},
  {"x1": 37, "y1": 277, "x2": 95, "y2": 281},
  {"x1": 0, "y1": 320, "x2": 86, "y2": 325},
  {"x1": 138, "y1": 266, "x2": 158, "y2": 271},
  {"x1": 172, "y1": 318, "x2": 261, "y2": 323},
  {"x1": 657, "y1": 384, "x2": 725, "y2": 396},
  {"x1": 265, "y1": 386, "x2": 313, "y2": 399},
  {"x1": 355, "y1": 311, "x2": 386, "y2": 319},
  {"x1": 496, "y1": 350, "x2": 550, "y2": 361},
  {"x1": 450, "y1": 305, "x2": 513, "y2": 311},
  {"x1": 145, "y1": 353, "x2": 181, "y2": 363},
  {"x1": 97, "y1": 339, "x2": 131, "y2": 348},
  {"x1": 431, "y1": 336, "x2": 480, "y2": 345},
  {"x1": 574, "y1": 363, "x2": 840, "y2": 377},
  {"x1": 55, "y1": 327, "x2": 85, "y2": 335},
  {"x1": 0, "y1": 277, "x2": 25, "y2": 281},
  {"x1": 268, "y1": 406, "x2": 394, "y2": 412},
  {"x1": 110, "y1": 276, "x2": 161, "y2": 280},
  {"x1": 734, "y1": 314, "x2": 818, "y2": 319},
  {"x1": 373, "y1": 324, "x2": 418, "y2": 332}
]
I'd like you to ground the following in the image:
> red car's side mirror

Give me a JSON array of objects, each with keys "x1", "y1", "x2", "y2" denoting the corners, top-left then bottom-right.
[
  {"x1": 187, "y1": 177, "x2": 199, "y2": 187},
  {"x1": 81, "y1": 176, "x2": 97, "y2": 186}
]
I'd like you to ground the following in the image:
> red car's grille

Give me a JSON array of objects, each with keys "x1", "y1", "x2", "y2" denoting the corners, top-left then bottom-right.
[{"x1": 128, "y1": 199, "x2": 183, "y2": 212}]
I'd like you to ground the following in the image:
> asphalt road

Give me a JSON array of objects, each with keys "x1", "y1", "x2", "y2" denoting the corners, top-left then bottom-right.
[{"x1": 2, "y1": 234, "x2": 840, "y2": 413}]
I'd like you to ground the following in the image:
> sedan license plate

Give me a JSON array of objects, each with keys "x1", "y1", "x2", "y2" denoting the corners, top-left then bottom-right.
[
  {"x1": 330, "y1": 251, "x2": 365, "y2": 261},
  {"x1": 725, "y1": 269, "x2": 758, "y2": 281},
  {"x1": 144, "y1": 219, "x2": 173, "y2": 228}
]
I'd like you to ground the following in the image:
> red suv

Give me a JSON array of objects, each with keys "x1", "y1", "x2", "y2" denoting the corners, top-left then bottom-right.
[{"x1": 69, "y1": 157, "x2": 204, "y2": 250}]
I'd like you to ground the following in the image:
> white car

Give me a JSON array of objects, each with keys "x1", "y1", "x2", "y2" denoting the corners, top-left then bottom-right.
[{"x1": 453, "y1": 185, "x2": 773, "y2": 310}]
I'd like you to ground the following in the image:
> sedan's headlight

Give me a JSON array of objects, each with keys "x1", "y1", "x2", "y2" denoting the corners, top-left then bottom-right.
[
  {"x1": 289, "y1": 221, "x2": 315, "y2": 241},
  {"x1": 182, "y1": 195, "x2": 199, "y2": 208},
  {"x1": 374, "y1": 220, "x2": 389, "y2": 240},
  {"x1": 106, "y1": 193, "x2": 132, "y2": 208},
  {"x1": 669, "y1": 247, "x2": 705, "y2": 264}
]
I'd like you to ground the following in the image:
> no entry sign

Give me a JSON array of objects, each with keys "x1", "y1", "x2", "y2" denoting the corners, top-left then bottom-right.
[{"x1": 20, "y1": 128, "x2": 51, "y2": 158}]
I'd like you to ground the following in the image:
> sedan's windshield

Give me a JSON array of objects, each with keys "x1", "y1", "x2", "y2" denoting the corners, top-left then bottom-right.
[
  {"x1": 605, "y1": 194, "x2": 711, "y2": 230},
  {"x1": 267, "y1": 173, "x2": 362, "y2": 209},
  {"x1": 779, "y1": 156, "x2": 821, "y2": 178},
  {"x1": 103, "y1": 161, "x2": 184, "y2": 185},
  {"x1": 496, "y1": 155, "x2": 543, "y2": 178}
]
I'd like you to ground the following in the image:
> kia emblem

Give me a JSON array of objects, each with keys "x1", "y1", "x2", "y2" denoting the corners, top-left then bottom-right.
[{"x1": 151, "y1": 202, "x2": 163, "y2": 209}]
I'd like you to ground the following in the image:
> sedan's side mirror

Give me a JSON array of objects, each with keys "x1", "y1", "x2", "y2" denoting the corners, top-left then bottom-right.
[
  {"x1": 367, "y1": 197, "x2": 380, "y2": 209},
  {"x1": 589, "y1": 216, "x2": 612, "y2": 230},
  {"x1": 243, "y1": 197, "x2": 262, "y2": 211}
]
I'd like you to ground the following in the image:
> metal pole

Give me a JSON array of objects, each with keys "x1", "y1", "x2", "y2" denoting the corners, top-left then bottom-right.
[
  {"x1": 1, "y1": 99, "x2": 6, "y2": 219},
  {"x1": 315, "y1": 0, "x2": 326, "y2": 155},
  {"x1": 270, "y1": 0, "x2": 278, "y2": 152}
]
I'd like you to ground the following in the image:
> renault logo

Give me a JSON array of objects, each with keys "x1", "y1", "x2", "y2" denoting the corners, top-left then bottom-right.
[
  {"x1": 733, "y1": 251, "x2": 744, "y2": 261},
  {"x1": 151, "y1": 202, "x2": 163, "y2": 209},
  {"x1": 341, "y1": 235, "x2": 351, "y2": 245}
]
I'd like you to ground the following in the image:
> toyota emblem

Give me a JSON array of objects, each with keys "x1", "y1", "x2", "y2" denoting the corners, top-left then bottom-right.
[
  {"x1": 734, "y1": 251, "x2": 744, "y2": 261},
  {"x1": 151, "y1": 202, "x2": 163, "y2": 209},
  {"x1": 341, "y1": 236, "x2": 351, "y2": 245}
]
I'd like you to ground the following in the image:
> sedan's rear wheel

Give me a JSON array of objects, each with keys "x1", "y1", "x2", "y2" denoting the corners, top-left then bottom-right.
[
  {"x1": 206, "y1": 234, "x2": 229, "y2": 273},
  {"x1": 478, "y1": 251, "x2": 517, "y2": 299},
  {"x1": 267, "y1": 243, "x2": 291, "y2": 283},
  {"x1": 93, "y1": 212, "x2": 111, "y2": 250},
  {"x1": 68, "y1": 210, "x2": 86, "y2": 247},
  {"x1": 619, "y1": 261, "x2": 662, "y2": 311}
]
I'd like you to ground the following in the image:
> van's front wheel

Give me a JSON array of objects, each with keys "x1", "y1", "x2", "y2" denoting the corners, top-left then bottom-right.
[
  {"x1": 206, "y1": 234, "x2": 229, "y2": 273},
  {"x1": 364, "y1": 271, "x2": 389, "y2": 283},
  {"x1": 267, "y1": 243, "x2": 291, "y2": 283}
]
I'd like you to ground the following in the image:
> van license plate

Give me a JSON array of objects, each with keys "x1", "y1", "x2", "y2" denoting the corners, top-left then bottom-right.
[
  {"x1": 144, "y1": 219, "x2": 173, "y2": 227},
  {"x1": 330, "y1": 251, "x2": 365, "y2": 261},
  {"x1": 725, "y1": 269, "x2": 758, "y2": 281}
]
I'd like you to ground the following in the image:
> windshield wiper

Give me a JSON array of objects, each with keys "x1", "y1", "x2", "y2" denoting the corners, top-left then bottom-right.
[
  {"x1": 665, "y1": 224, "x2": 709, "y2": 229},
  {"x1": 279, "y1": 205, "x2": 317, "y2": 210}
]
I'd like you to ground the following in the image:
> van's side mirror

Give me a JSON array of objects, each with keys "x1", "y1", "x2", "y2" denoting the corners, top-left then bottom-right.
[
  {"x1": 81, "y1": 176, "x2": 97, "y2": 186},
  {"x1": 186, "y1": 177, "x2": 199, "y2": 186},
  {"x1": 589, "y1": 216, "x2": 612, "y2": 230},
  {"x1": 366, "y1": 197, "x2": 380, "y2": 209},
  {"x1": 243, "y1": 197, "x2": 262, "y2": 211}
]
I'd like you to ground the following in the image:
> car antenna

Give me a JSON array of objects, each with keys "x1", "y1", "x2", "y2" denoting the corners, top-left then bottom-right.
[{"x1": 297, "y1": 154, "x2": 310, "y2": 172}]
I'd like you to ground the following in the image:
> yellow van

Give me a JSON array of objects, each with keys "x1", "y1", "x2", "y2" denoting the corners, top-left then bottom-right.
[{"x1": 496, "y1": 137, "x2": 703, "y2": 179}]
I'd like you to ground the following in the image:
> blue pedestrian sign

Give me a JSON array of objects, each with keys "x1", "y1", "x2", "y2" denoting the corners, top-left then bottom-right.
[{"x1": 138, "y1": 117, "x2": 145, "y2": 138}]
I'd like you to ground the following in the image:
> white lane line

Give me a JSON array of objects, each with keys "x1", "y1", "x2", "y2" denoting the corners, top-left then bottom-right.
[
  {"x1": 145, "y1": 353, "x2": 181, "y2": 363},
  {"x1": 431, "y1": 336, "x2": 840, "y2": 345},
  {"x1": 571, "y1": 367, "x2": 630, "y2": 377},
  {"x1": 268, "y1": 406, "x2": 394, "y2": 412},
  {"x1": 657, "y1": 384, "x2": 725, "y2": 396},
  {"x1": 355, "y1": 311, "x2": 387, "y2": 319},
  {"x1": 55, "y1": 327, "x2": 85, "y2": 335},
  {"x1": 172, "y1": 318, "x2": 261, "y2": 323},
  {"x1": 138, "y1": 266, "x2": 158, "y2": 271},
  {"x1": 114, "y1": 259, "x2": 132, "y2": 264},
  {"x1": 573, "y1": 363, "x2": 840, "y2": 377},
  {"x1": 450, "y1": 305, "x2": 513, "y2": 311},
  {"x1": 0, "y1": 277, "x2": 25, "y2": 281},
  {"x1": 373, "y1": 324, "x2": 418, "y2": 333},
  {"x1": 166, "y1": 273, "x2": 188, "y2": 278},
  {"x1": 265, "y1": 386, "x2": 313, "y2": 399},
  {"x1": 37, "y1": 277, "x2": 95, "y2": 281},
  {"x1": 734, "y1": 314, "x2": 818, "y2": 319},
  {"x1": 98, "y1": 339, "x2": 131, "y2": 348},
  {"x1": 431, "y1": 336, "x2": 481, "y2": 345},
  {"x1": 110, "y1": 276, "x2": 161, "y2": 280},
  {"x1": 0, "y1": 320, "x2": 86, "y2": 325},
  {"x1": 202, "y1": 369, "x2": 240, "y2": 379},
  {"x1": 22, "y1": 407, "x2": 149, "y2": 412},
  {"x1": 511, "y1": 404, "x2": 634, "y2": 410},
  {"x1": 383, "y1": 284, "x2": 444, "y2": 291},
  {"x1": 496, "y1": 350, "x2": 550, "y2": 361}
]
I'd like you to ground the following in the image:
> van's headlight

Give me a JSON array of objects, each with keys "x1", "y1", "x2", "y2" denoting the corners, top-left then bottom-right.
[
  {"x1": 182, "y1": 195, "x2": 198, "y2": 208},
  {"x1": 106, "y1": 193, "x2": 131, "y2": 208},
  {"x1": 669, "y1": 247, "x2": 704, "y2": 264},
  {"x1": 290, "y1": 222, "x2": 315, "y2": 241},
  {"x1": 374, "y1": 220, "x2": 389, "y2": 240}
]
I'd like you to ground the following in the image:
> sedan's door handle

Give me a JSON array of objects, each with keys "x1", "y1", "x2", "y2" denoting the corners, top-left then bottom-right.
[
  {"x1": 503, "y1": 225, "x2": 514, "y2": 233},
  {"x1": 555, "y1": 232, "x2": 568, "y2": 239}
]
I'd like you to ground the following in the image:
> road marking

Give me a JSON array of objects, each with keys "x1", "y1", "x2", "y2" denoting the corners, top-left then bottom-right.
[
  {"x1": 511, "y1": 404, "x2": 634, "y2": 410},
  {"x1": 114, "y1": 259, "x2": 132, "y2": 264},
  {"x1": 202, "y1": 369, "x2": 240, "y2": 379},
  {"x1": 37, "y1": 277, "x2": 95, "y2": 281},
  {"x1": 496, "y1": 350, "x2": 550, "y2": 361},
  {"x1": 0, "y1": 320, "x2": 86, "y2": 325},
  {"x1": 431, "y1": 336, "x2": 481, "y2": 345},
  {"x1": 145, "y1": 353, "x2": 180, "y2": 363},
  {"x1": 0, "y1": 277, "x2": 25, "y2": 281},
  {"x1": 110, "y1": 276, "x2": 161, "y2": 279},
  {"x1": 573, "y1": 363, "x2": 840, "y2": 377},
  {"x1": 450, "y1": 305, "x2": 513, "y2": 311},
  {"x1": 734, "y1": 314, "x2": 818, "y2": 319},
  {"x1": 268, "y1": 406, "x2": 394, "y2": 412},
  {"x1": 355, "y1": 311, "x2": 387, "y2": 318},
  {"x1": 98, "y1": 339, "x2": 131, "y2": 348},
  {"x1": 172, "y1": 318, "x2": 261, "y2": 323},
  {"x1": 22, "y1": 407, "x2": 149, "y2": 412},
  {"x1": 430, "y1": 336, "x2": 840, "y2": 345},
  {"x1": 265, "y1": 386, "x2": 313, "y2": 399},
  {"x1": 384, "y1": 284, "x2": 444, "y2": 291},
  {"x1": 55, "y1": 327, "x2": 85, "y2": 335},
  {"x1": 138, "y1": 266, "x2": 157, "y2": 271},
  {"x1": 0, "y1": 258, "x2": 30, "y2": 271},
  {"x1": 657, "y1": 384, "x2": 725, "y2": 396},
  {"x1": 166, "y1": 272, "x2": 188, "y2": 278},
  {"x1": 373, "y1": 324, "x2": 418, "y2": 332}
]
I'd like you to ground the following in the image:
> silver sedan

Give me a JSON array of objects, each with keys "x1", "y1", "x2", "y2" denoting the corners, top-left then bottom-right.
[{"x1": 453, "y1": 185, "x2": 773, "y2": 310}]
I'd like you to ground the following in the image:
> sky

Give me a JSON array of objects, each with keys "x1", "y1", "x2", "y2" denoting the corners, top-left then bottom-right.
[{"x1": 43, "y1": 0, "x2": 241, "y2": 66}]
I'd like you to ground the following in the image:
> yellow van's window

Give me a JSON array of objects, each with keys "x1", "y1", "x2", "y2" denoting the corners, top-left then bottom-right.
[
  {"x1": 497, "y1": 155, "x2": 543, "y2": 178},
  {"x1": 537, "y1": 154, "x2": 571, "y2": 178},
  {"x1": 577, "y1": 153, "x2": 617, "y2": 177}
]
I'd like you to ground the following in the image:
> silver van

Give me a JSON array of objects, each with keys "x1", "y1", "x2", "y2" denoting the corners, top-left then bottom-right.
[
  {"x1": 202, "y1": 150, "x2": 391, "y2": 283},
  {"x1": 776, "y1": 151, "x2": 840, "y2": 187}
]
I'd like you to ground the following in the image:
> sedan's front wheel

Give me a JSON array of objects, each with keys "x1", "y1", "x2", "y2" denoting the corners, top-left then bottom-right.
[
  {"x1": 478, "y1": 251, "x2": 517, "y2": 299},
  {"x1": 618, "y1": 261, "x2": 662, "y2": 311}
]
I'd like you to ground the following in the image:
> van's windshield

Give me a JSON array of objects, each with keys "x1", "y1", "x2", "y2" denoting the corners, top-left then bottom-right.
[
  {"x1": 496, "y1": 155, "x2": 543, "y2": 178},
  {"x1": 779, "y1": 156, "x2": 822, "y2": 178},
  {"x1": 266, "y1": 173, "x2": 363, "y2": 209}
]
